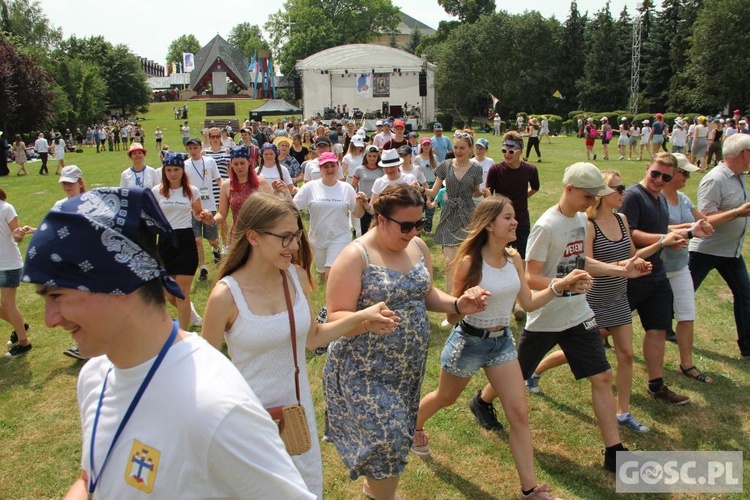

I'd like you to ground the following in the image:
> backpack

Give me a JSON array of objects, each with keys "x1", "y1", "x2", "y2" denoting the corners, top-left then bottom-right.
[
  {"x1": 588, "y1": 126, "x2": 597, "y2": 139},
  {"x1": 605, "y1": 127, "x2": 613, "y2": 141}
]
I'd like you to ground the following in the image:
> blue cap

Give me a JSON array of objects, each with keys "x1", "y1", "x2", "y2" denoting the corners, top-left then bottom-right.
[{"x1": 475, "y1": 138, "x2": 489, "y2": 150}]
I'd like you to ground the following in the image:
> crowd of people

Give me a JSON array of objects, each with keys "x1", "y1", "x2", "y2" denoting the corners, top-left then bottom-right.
[{"x1": 2, "y1": 108, "x2": 750, "y2": 499}]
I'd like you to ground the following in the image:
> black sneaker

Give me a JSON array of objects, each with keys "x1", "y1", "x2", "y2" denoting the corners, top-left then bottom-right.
[
  {"x1": 7, "y1": 323, "x2": 29, "y2": 346},
  {"x1": 665, "y1": 329, "x2": 677, "y2": 343},
  {"x1": 63, "y1": 345, "x2": 88, "y2": 360},
  {"x1": 5, "y1": 343, "x2": 32, "y2": 358},
  {"x1": 603, "y1": 445, "x2": 629, "y2": 472},
  {"x1": 213, "y1": 248, "x2": 221, "y2": 264},
  {"x1": 468, "y1": 390, "x2": 504, "y2": 430},
  {"x1": 198, "y1": 268, "x2": 208, "y2": 281},
  {"x1": 593, "y1": 153, "x2": 598, "y2": 160}
]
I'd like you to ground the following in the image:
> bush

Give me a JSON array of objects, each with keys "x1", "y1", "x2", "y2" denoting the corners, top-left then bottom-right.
[
  {"x1": 436, "y1": 113, "x2": 453, "y2": 131},
  {"x1": 633, "y1": 112, "x2": 652, "y2": 125},
  {"x1": 529, "y1": 114, "x2": 563, "y2": 134},
  {"x1": 568, "y1": 110, "x2": 585, "y2": 120}
]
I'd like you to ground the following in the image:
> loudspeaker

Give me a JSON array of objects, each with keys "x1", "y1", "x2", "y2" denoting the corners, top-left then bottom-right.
[
  {"x1": 294, "y1": 75, "x2": 302, "y2": 100},
  {"x1": 419, "y1": 71, "x2": 427, "y2": 97},
  {"x1": 382, "y1": 101, "x2": 389, "y2": 117}
]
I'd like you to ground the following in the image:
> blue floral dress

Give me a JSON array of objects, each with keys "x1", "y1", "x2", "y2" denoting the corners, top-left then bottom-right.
[{"x1": 323, "y1": 240, "x2": 431, "y2": 480}]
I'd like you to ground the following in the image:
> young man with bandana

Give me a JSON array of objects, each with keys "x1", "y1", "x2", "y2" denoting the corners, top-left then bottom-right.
[{"x1": 23, "y1": 188, "x2": 314, "y2": 499}]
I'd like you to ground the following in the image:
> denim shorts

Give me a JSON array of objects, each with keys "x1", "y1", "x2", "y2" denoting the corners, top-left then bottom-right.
[
  {"x1": 440, "y1": 323, "x2": 517, "y2": 378},
  {"x1": 0, "y1": 268, "x2": 22, "y2": 288},
  {"x1": 192, "y1": 212, "x2": 219, "y2": 240}
]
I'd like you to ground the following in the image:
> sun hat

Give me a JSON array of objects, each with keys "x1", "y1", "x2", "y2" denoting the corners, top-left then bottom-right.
[
  {"x1": 318, "y1": 152, "x2": 338, "y2": 166},
  {"x1": 273, "y1": 136, "x2": 292, "y2": 147},
  {"x1": 378, "y1": 149, "x2": 404, "y2": 168},
  {"x1": 58, "y1": 166, "x2": 83, "y2": 183},
  {"x1": 126, "y1": 142, "x2": 147, "y2": 156},
  {"x1": 672, "y1": 153, "x2": 699, "y2": 172},
  {"x1": 562, "y1": 162, "x2": 614, "y2": 196},
  {"x1": 643, "y1": 119, "x2": 650, "y2": 124}
]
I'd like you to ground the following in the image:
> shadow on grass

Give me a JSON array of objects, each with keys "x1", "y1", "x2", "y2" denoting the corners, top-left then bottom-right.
[
  {"x1": 418, "y1": 455, "x2": 497, "y2": 500},
  {"x1": 29, "y1": 359, "x2": 85, "y2": 391},
  {"x1": 0, "y1": 355, "x2": 33, "y2": 389},
  {"x1": 534, "y1": 449, "x2": 620, "y2": 499},
  {"x1": 535, "y1": 391, "x2": 599, "y2": 428}
]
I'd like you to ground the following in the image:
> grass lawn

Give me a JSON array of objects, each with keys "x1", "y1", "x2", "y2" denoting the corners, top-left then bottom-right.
[{"x1": 1, "y1": 100, "x2": 749, "y2": 499}]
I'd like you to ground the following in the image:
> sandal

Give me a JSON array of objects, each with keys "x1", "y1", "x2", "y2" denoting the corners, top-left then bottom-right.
[
  {"x1": 411, "y1": 429, "x2": 431, "y2": 456},
  {"x1": 680, "y1": 365, "x2": 712, "y2": 383}
]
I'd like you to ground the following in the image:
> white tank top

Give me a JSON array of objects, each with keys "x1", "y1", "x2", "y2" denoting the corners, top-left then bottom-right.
[{"x1": 464, "y1": 254, "x2": 520, "y2": 329}]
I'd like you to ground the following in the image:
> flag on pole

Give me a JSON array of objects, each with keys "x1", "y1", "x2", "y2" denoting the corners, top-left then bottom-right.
[
  {"x1": 172, "y1": 61, "x2": 177, "y2": 75},
  {"x1": 553, "y1": 90, "x2": 563, "y2": 99},
  {"x1": 490, "y1": 94, "x2": 500, "y2": 109},
  {"x1": 269, "y1": 59, "x2": 276, "y2": 98},
  {"x1": 251, "y1": 51, "x2": 259, "y2": 99},
  {"x1": 182, "y1": 52, "x2": 195, "y2": 73}
]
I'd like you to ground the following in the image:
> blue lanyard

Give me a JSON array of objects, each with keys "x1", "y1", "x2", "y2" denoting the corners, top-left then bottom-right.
[
  {"x1": 190, "y1": 159, "x2": 206, "y2": 182},
  {"x1": 88, "y1": 320, "x2": 179, "y2": 496},
  {"x1": 130, "y1": 168, "x2": 144, "y2": 187}
]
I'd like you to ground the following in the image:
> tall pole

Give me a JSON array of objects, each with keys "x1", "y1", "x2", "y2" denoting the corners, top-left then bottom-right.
[{"x1": 629, "y1": 4, "x2": 643, "y2": 115}]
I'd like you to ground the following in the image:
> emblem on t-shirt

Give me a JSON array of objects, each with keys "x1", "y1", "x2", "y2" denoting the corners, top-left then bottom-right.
[{"x1": 125, "y1": 439, "x2": 161, "y2": 493}]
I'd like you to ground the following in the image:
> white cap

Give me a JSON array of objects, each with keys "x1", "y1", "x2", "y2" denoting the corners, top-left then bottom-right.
[{"x1": 562, "y1": 162, "x2": 614, "y2": 196}]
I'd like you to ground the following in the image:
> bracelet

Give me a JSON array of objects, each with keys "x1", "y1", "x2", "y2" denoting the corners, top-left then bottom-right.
[
  {"x1": 687, "y1": 229, "x2": 693, "y2": 239},
  {"x1": 453, "y1": 299, "x2": 462, "y2": 315},
  {"x1": 549, "y1": 278, "x2": 564, "y2": 297},
  {"x1": 657, "y1": 234, "x2": 666, "y2": 248}
]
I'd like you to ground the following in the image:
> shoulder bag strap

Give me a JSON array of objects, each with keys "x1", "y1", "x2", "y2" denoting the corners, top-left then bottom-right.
[{"x1": 280, "y1": 269, "x2": 302, "y2": 404}]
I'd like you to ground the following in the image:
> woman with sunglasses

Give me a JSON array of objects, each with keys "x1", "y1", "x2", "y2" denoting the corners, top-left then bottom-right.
[
  {"x1": 205, "y1": 127, "x2": 233, "y2": 252},
  {"x1": 351, "y1": 144, "x2": 383, "y2": 235},
  {"x1": 425, "y1": 133, "x2": 484, "y2": 295},
  {"x1": 523, "y1": 170, "x2": 671, "y2": 433},
  {"x1": 292, "y1": 152, "x2": 368, "y2": 282},
  {"x1": 203, "y1": 193, "x2": 396, "y2": 498},
  {"x1": 661, "y1": 154, "x2": 714, "y2": 383},
  {"x1": 324, "y1": 184, "x2": 489, "y2": 500},
  {"x1": 413, "y1": 196, "x2": 589, "y2": 499}
]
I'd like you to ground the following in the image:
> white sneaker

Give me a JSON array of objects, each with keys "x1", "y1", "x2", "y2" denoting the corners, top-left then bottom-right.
[
  {"x1": 221, "y1": 245, "x2": 229, "y2": 255},
  {"x1": 190, "y1": 302, "x2": 203, "y2": 327},
  {"x1": 440, "y1": 319, "x2": 451, "y2": 328}
]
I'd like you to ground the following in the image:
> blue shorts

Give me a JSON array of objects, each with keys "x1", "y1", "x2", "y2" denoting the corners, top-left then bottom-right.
[
  {"x1": 192, "y1": 212, "x2": 218, "y2": 240},
  {"x1": 0, "y1": 268, "x2": 22, "y2": 288},
  {"x1": 440, "y1": 323, "x2": 517, "y2": 378}
]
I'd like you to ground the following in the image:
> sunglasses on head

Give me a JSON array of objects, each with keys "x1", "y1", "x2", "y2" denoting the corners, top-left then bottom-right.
[
  {"x1": 501, "y1": 148, "x2": 520, "y2": 155},
  {"x1": 380, "y1": 213, "x2": 427, "y2": 233},
  {"x1": 453, "y1": 131, "x2": 471, "y2": 139},
  {"x1": 259, "y1": 229, "x2": 304, "y2": 248},
  {"x1": 611, "y1": 184, "x2": 626, "y2": 194},
  {"x1": 649, "y1": 170, "x2": 673, "y2": 182}
]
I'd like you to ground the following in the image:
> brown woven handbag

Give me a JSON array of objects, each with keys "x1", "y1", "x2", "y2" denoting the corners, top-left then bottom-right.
[{"x1": 265, "y1": 269, "x2": 312, "y2": 456}]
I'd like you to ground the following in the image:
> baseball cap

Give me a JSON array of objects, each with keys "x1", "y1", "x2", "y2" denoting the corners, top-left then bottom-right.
[
  {"x1": 563, "y1": 162, "x2": 614, "y2": 196},
  {"x1": 59, "y1": 165, "x2": 83, "y2": 183},
  {"x1": 475, "y1": 138, "x2": 489, "y2": 150},
  {"x1": 433, "y1": 122, "x2": 443, "y2": 131},
  {"x1": 397, "y1": 145, "x2": 412, "y2": 156},
  {"x1": 672, "y1": 153, "x2": 699, "y2": 172},
  {"x1": 315, "y1": 136, "x2": 331, "y2": 146},
  {"x1": 185, "y1": 137, "x2": 202, "y2": 146},
  {"x1": 393, "y1": 119, "x2": 406, "y2": 128},
  {"x1": 318, "y1": 152, "x2": 338, "y2": 166}
]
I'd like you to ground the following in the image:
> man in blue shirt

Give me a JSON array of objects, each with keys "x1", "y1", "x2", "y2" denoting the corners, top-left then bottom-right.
[{"x1": 430, "y1": 122, "x2": 452, "y2": 161}]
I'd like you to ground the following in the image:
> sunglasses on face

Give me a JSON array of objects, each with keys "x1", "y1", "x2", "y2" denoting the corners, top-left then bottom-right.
[
  {"x1": 209, "y1": 135, "x2": 220, "y2": 138},
  {"x1": 677, "y1": 169, "x2": 690, "y2": 178},
  {"x1": 381, "y1": 213, "x2": 427, "y2": 233},
  {"x1": 501, "y1": 148, "x2": 520, "y2": 155},
  {"x1": 649, "y1": 170, "x2": 673, "y2": 183},
  {"x1": 259, "y1": 229, "x2": 304, "y2": 248},
  {"x1": 610, "y1": 184, "x2": 626, "y2": 194}
]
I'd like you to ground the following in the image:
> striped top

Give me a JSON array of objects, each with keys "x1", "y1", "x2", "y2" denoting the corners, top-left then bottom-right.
[
  {"x1": 204, "y1": 148, "x2": 231, "y2": 207},
  {"x1": 586, "y1": 214, "x2": 632, "y2": 326}
]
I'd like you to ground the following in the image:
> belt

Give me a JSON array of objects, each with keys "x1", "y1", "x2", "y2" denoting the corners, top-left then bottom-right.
[{"x1": 459, "y1": 320, "x2": 508, "y2": 339}]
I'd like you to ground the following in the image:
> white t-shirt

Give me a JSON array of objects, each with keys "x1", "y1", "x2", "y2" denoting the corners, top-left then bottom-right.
[
  {"x1": 78, "y1": 334, "x2": 313, "y2": 500},
  {"x1": 120, "y1": 166, "x2": 161, "y2": 190},
  {"x1": 184, "y1": 156, "x2": 221, "y2": 211},
  {"x1": 370, "y1": 172, "x2": 418, "y2": 196},
  {"x1": 34, "y1": 137, "x2": 49, "y2": 153},
  {"x1": 293, "y1": 180, "x2": 357, "y2": 246},
  {"x1": 151, "y1": 185, "x2": 200, "y2": 229},
  {"x1": 0, "y1": 201, "x2": 22, "y2": 271},
  {"x1": 181, "y1": 125, "x2": 190, "y2": 138},
  {"x1": 342, "y1": 153, "x2": 364, "y2": 182},
  {"x1": 670, "y1": 128, "x2": 687, "y2": 147},
  {"x1": 400, "y1": 164, "x2": 426, "y2": 185},
  {"x1": 258, "y1": 165, "x2": 294, "y2": 185},
  {"x1": 525, "y1": 207, "x2": 594, "y2": 332},
  {"x1": 641, "y1": 126, "x2": 652, "y2": 143},
  {"x1": 372, "y1": 132, "x2": 393, "y2": 148},
  {"x1": 474, "y1": 157, "x2": 495, "y2": 189}
]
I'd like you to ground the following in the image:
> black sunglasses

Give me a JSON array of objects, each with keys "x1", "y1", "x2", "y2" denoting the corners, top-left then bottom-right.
[
  {"x1": 259, "y1": 229, "x2": 304, "y2": 248},
  {"x1": 649, "y1": 170, "x2": 673, "y2": 183},
  {"x1": 611, "y1": 184, "x2": 626, "y2": 194},
  {"x1": 380, "y1": 213, "x2": 427, "y2": 233},
  {"x1": 677, "y1": 169, "x2": 691, "y2": 178}
]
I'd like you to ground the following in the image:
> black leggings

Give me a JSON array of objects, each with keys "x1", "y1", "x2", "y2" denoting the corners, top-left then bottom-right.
[{"x1": 526, "y1": 136, "x2": 541, "y2": 159}]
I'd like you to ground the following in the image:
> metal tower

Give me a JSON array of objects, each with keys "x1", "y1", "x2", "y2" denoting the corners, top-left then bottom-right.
[{"x1": 629, "y1": 5, "x2": 643, "y2": 115}]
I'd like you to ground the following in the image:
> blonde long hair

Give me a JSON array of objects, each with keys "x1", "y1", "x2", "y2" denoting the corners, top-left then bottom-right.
[{"x1": 586, "y1": 170, "x2": 620, "y2": 219}]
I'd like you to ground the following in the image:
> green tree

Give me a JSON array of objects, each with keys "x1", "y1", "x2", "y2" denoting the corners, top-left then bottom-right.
[
  {"x1": 576, "y1": 1, "x2": 629, "y2": 110},
  {"x1": 642, "y1": 0, "x2": 680, "y2": 111},
  {"x1": 665, "y1": 0, "x2": 702, "y2": 111},
  {"x1": 404, "y1": 26, "x2": 421, "y2": 54},
  {"x1": 437, "y1": 0, "x2": 496, "y2": 23},
  {"x1": 555, "y1": 1, "x2": 587, "y2": 113},
  {"x1": 415, "y1": 20, "x2": 460, "y2": 63},
  {"x1": 266, "y1": 0, "x2": 399, "y2": 75},
  {"x1": 227, "y1": 22, "x2": 270, "y2": 60},
  {"x1": 0, "y1": 0, "x2": 61, "y2": 57},
  {"x1": 104, "y1": 44, "x2": 151, "y2": 115},
  {"x1": 166, "y1": 34, "x2": 201, "y2": 67},
  {"x1": 0, "y1": 35, "x2": 54, "y2": 133},
  {"x1": 678, "y1": 0, "x2": 750, "y2": 110},
  {"x1": 54, "y1": 57, "x2": 108, "y2": 126}
]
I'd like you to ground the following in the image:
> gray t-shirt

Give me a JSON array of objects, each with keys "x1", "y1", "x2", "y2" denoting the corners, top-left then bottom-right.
[{"x1": 351, "y1": 165, "x2": 384, "y2": 196}]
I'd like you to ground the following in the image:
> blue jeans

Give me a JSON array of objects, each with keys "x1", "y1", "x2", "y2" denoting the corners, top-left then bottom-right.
[{"x1": 689, "y1": 252, "x2": 750, "y2": 356}]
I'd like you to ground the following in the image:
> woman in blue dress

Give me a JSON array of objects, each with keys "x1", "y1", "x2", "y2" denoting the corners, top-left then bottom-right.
[{"x1": 324, "y1": 184, "x2": 489, "y2": 499}]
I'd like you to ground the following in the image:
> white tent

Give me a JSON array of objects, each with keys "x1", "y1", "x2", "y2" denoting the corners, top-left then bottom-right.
[{"x1": 295, "y1": 44, "x2": 435, "y2": 125}]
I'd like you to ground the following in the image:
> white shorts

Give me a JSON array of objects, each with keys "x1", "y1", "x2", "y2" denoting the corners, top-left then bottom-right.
[
  {"x1": 313, "y1": 240, "x2": 350, "y2": 274},
  {"x1": 667, "y1": 266, "x2": 696, "y2": 321}
]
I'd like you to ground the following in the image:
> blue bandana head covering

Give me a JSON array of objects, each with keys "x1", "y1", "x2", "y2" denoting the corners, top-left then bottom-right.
[
  {"x1": 22, "y1": 188, "x2": 184, "y2": 298},
  {"x1": 260, "y1": 143, "x2": 278, "y2": 156},
  {"x1": 162, "y1": 152, "x2": 187, "y2": 168},
  {"x1": 503, "y1": 139, "x2": 524, "y2": 150},
  {"x1": 230, "y1": 145, "x2": 251, "y2": 159}
]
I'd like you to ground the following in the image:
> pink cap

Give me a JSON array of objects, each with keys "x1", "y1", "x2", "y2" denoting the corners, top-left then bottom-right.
[
  {"x1": 318, "y1": 152, "x2": 338, "y2": 166},
  {"x1": 420, "y1": 137, "x2": 431, "y2": 145}
]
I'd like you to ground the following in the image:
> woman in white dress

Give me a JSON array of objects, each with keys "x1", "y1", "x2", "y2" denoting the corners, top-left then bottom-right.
[
  {"x1": 202, "y1": 192, "x2": 396, "y2": 498},
  {"x1": 51, "y1": 134, "x2": 66, "y2": 175}
]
